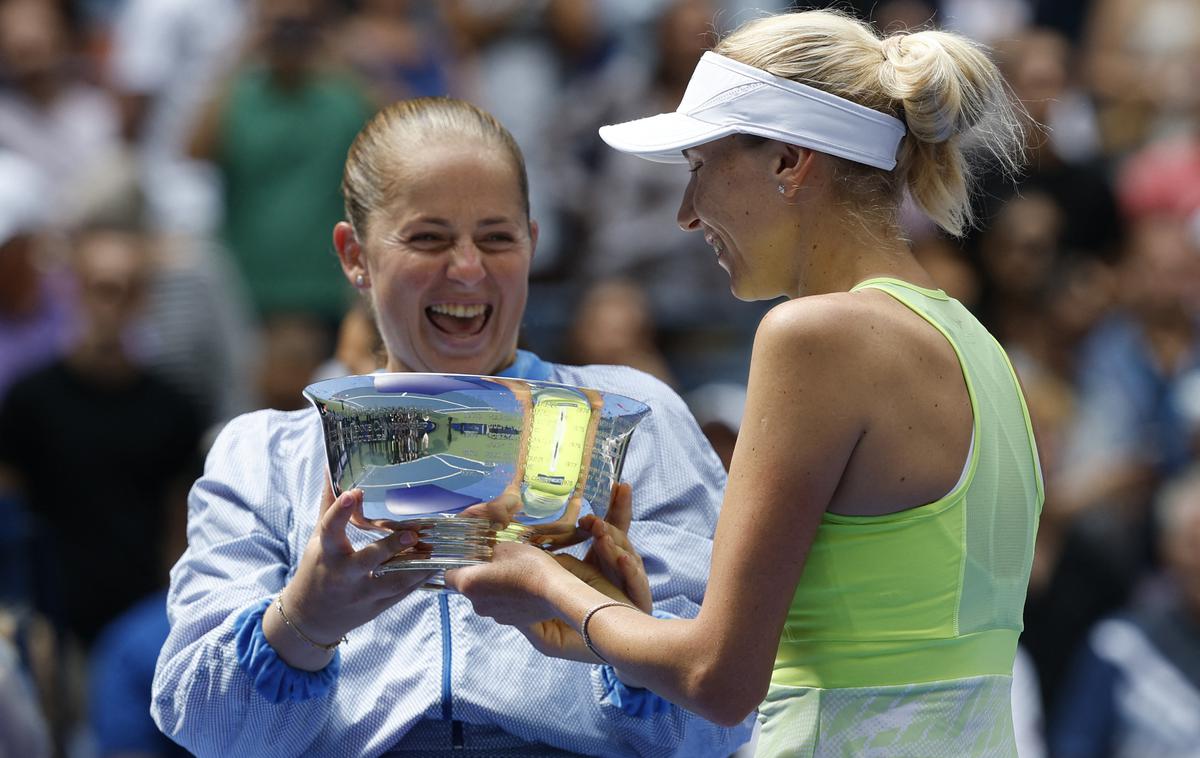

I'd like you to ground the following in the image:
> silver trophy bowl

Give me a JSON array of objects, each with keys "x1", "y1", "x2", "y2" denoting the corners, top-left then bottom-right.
[{"x1": 304, "y1": 373, "x2": 650, "y2": 577}]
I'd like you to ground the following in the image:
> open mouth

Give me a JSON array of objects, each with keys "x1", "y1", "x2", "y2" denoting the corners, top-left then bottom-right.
[{"x1": 426, "y1": 303, "x2": 492, "y2": 337}]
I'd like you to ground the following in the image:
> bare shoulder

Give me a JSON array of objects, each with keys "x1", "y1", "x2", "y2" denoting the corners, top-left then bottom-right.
[{"x1": 753, "y1": 290, "x2": 904, "y2": 370}]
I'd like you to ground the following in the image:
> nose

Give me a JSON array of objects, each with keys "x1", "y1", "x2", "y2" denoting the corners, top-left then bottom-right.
[
  {"x1": 676, "y1": 175, "x2": 701, "y2": 232},
  {"x1": 447, "y1": 241, "x2": 486, "y2": 286}
]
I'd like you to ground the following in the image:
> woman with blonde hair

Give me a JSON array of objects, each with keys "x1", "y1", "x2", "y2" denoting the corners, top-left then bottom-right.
[{"x1": 449, "y1": 10, "x2": 1040, "y2": 757}]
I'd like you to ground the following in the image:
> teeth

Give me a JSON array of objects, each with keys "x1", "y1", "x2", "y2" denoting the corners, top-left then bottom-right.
[{"x1": 428, "y1": 303, "x2": 487, "y2": 319}]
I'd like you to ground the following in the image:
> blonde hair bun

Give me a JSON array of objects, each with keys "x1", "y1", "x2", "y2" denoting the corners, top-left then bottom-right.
[{"x1": 716, "y1": 11, "x2": 1024, "y2": 237}]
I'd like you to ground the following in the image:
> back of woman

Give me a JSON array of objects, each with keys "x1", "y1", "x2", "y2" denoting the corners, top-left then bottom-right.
[{"x1": 767, "y1": 278, "x2": 1042, "y2": 758}]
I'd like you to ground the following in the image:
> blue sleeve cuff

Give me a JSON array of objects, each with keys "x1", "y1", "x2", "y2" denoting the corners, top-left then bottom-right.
[
  {"x1": 234, "y1": 597, "x2": 340, "y2": 704},
  {"x1": 599, "y1": 609, "x2": 675, "y2": 718}
]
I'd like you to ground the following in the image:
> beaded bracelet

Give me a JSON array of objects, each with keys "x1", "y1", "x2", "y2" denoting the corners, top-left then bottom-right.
[
  {"x1": 274, "y1": 595, "x2": 347, "y2": 652},
  {"x1": 580, "y1": 601, "x2": 637, "y2": 663}
]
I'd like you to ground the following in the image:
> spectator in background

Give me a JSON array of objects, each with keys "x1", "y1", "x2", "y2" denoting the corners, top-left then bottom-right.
[
  {"x1": 0, "y1": 152, "x2": 76, "y2": 406},
  {"x1": 563, "y1": 279, "x2": 676, "y2": 387},
  {"x1": 311, "y1": 298, "x2": 383, "y2": 382},
  {"x1": 1058, "y1": 139, "x2": 1200, "y2": 524},
  {"x1": 87, "y1": 452, "x2": 197, "y2": 758},
  {"x1": 106, "y1": 0, "x2": 247, "y2": 235},
  {"x1": 189, "y1": 0, "x2": 373, "y2": 327},
  {"x1": 553, "y1": 0, "x2": 774, "y2": 390},
  {"x1": 0, "y1": 213, "x2": 202, "y2": 648},
  {"x1": 0, "y1": 0, "x2": 121, "y2": 208},
  {"x1": 256, "y1": 313, "x2": 335, "y2": 411},
  {"x1": 1083, "y1": 0, "x2": 1200, "y2": 157},
  {"x1": 0, "y1": 631, "x2": 51, "y2": 758},
  {"x1": 974, "y1": 27, "x2": 1119, "y2": 267},
  {"x1": 334, "y1": 0, "x2": 451, "y2": 103},
  {"x1": 60, "y1": 157, "x2": 260, "y2": 427},
  {"x1": 1051, "y1": 465, "x2": 1200, "y2": 758},
  {"x1": 586, "y1": 0, "x2": 733, "y2": 317},
  {"x1": 130, "y1": 222, "x2": 260, "y2": 427},
  {"x1": 975, "y1": 192, "x2": 1064, "y2": 353},
  {"x1": 1025, "y1": 138, "x2": 1200, "y2": 713},
  {"x1": 446, "y1": 0, "x2": 644, "y2": 279}
]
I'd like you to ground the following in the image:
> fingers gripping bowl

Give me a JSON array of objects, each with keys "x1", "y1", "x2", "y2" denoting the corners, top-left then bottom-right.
[{"x1": 305, "y1": 373, "x2": 650, "y2": 574}]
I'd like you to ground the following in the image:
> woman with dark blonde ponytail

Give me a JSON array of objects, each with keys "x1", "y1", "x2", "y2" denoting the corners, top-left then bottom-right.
[{"x1": 450, "y1": 10, "x2": 1038, "y2": 757}]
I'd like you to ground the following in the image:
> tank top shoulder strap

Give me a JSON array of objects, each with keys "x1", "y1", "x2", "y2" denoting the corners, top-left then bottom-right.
[{"x1": 850, "y1": 276, "x2": 949, "y2": 301}]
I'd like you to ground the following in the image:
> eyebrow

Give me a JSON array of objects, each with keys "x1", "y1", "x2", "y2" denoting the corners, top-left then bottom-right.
[
  {"x1": 410, "y1": 217, "x2": 453, "y2": 228},
  {"x1": 407, "y1": 217, "x2": 516, "y2": 228}
]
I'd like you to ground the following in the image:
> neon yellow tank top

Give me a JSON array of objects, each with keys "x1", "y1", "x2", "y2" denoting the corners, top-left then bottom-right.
[{"x1": 758, "y1": 278, "x2": 1043, "y2": 758}]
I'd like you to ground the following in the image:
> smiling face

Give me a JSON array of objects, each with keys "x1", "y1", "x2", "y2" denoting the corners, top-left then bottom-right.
[
  {"x1": 340, "y1": 139, "x2": 535, "y2": 375},
  {"x1": 676, "y1": 135, "x2": 803, "y2": 301}
]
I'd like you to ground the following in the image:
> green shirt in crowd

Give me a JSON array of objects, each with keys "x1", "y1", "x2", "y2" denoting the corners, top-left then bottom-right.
[{"x1": 217, "y1": 66, "x2": 373, "y2": 321}]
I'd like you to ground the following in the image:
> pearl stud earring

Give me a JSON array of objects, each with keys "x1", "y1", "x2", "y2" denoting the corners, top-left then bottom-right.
[{"x1": 355, "y1": 274, "x2": 365, "y2": 288}]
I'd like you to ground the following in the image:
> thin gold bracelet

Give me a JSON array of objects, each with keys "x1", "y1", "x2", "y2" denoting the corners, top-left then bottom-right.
[{"x1": 274, "y1": 595, "x2": 347, "y2": 652}]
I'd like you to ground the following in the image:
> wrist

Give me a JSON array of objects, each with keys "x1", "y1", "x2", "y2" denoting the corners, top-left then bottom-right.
[
  {"x1": 580, "y1": 601, "x2": 638, "y2": 664},
  {"x1": 543, "y1": 564, "x2": 591, "y2": 625},
  {"x1": 236, "y1": 599, "x2": 341, "y2": 702},
  {"x1": 262, "y1": 592, "x2": 342, "y2": 672},
  {"x1": 276, "y1": 582, "x2": 346, "y2": 644}
]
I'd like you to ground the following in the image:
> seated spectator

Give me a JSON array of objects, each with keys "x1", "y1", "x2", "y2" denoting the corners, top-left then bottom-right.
[
  {"x1": 88, "y1": 454, "x2": 195, "y2": 758},
  {"x1": 0, "y1": 152, "x2": 76, "y2": 406},
  {"x1": 106, "y1": 0, "x2": 247, "y2": 235},
  {"x1": 334, "y1": 0, "x2": 450, "y2": 103},
  {"x1": 1051, "y1": 466, "x2": 1200, "y2": 758},
  {"x1": 0, "y1": 626, "x2": 51, "y2": 758},
  {"x1": 0, "y1": 214, "x2": 203, "y2": 648},
  {"x1": 563, "y1": 279, "x2": 675, "y2": 387},
  {"x1": 0, "y1": 0, "x2": 121, "y2": 207}
]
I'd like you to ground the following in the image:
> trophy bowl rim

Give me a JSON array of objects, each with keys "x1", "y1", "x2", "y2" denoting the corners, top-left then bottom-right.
[{"x1": 302, "y1": 371, "x2": 652, "y2": 415}]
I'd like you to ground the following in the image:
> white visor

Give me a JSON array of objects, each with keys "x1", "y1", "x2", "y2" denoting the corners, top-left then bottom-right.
[{"x1": 599, "y1": 52, "x2": 907, "y2": 171}]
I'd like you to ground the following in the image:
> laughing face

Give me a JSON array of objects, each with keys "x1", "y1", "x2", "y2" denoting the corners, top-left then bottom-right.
[
  {"x1": 677, "y1": 135, "x2": 802, "y2": 301},
  {"x1": 338, "y1": 140, "x2": 535, "y2": 375}
]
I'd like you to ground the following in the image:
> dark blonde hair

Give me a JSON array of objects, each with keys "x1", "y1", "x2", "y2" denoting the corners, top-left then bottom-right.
[
  {"x1": 716, "y1": 10, "x2": 1024, "y2": 236},
  {"x1": 341, "y1": 97, "x2": 530, "y2": 237}
]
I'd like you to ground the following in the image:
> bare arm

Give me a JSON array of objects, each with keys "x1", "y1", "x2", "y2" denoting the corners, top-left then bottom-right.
[{"x1": 452, "y1": 299, "x2": 866, "y2": 725}]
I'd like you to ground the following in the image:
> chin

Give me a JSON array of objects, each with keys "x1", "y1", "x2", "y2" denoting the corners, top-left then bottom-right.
[{"x1": 729, "y1": 279, "x2": 760, "y2": 303}]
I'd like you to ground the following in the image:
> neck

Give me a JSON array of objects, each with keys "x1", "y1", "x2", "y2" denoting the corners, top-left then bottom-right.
[
  {"x1": 69, "y1": 335, "x2": 137, "y2": 383},
  {"x1": 383, "y1": 349, "x2": 518, "y2": 376},
  {"x1": 785, "y1": 203, "x2": 933, "y2": 298}
]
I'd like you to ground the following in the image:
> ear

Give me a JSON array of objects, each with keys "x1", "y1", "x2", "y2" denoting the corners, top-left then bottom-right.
[
  {"x1": 774, "y1": 144, "x2": 817, "y2": 199},
  {"x1": 528, "y1": 219, "x2": 539, "y2": 263},
  {"x1": 333, "y1": 221, "x2": 367, "y2": 288}
]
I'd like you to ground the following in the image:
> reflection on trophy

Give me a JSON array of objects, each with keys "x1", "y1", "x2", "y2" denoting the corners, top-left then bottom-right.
[{"x1": 304, "y1": 374, "x2": 650, "y2": 577}]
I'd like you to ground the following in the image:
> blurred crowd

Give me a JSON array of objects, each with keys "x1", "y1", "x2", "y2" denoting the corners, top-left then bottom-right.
[{"x1": 0, "y1": 0, "x2": 1198, "y2": 756}]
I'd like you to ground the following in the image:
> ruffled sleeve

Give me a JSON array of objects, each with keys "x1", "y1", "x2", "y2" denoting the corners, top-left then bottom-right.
[{"x1": 233, "y1": 598, "x2": 341, "y2": 704}]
